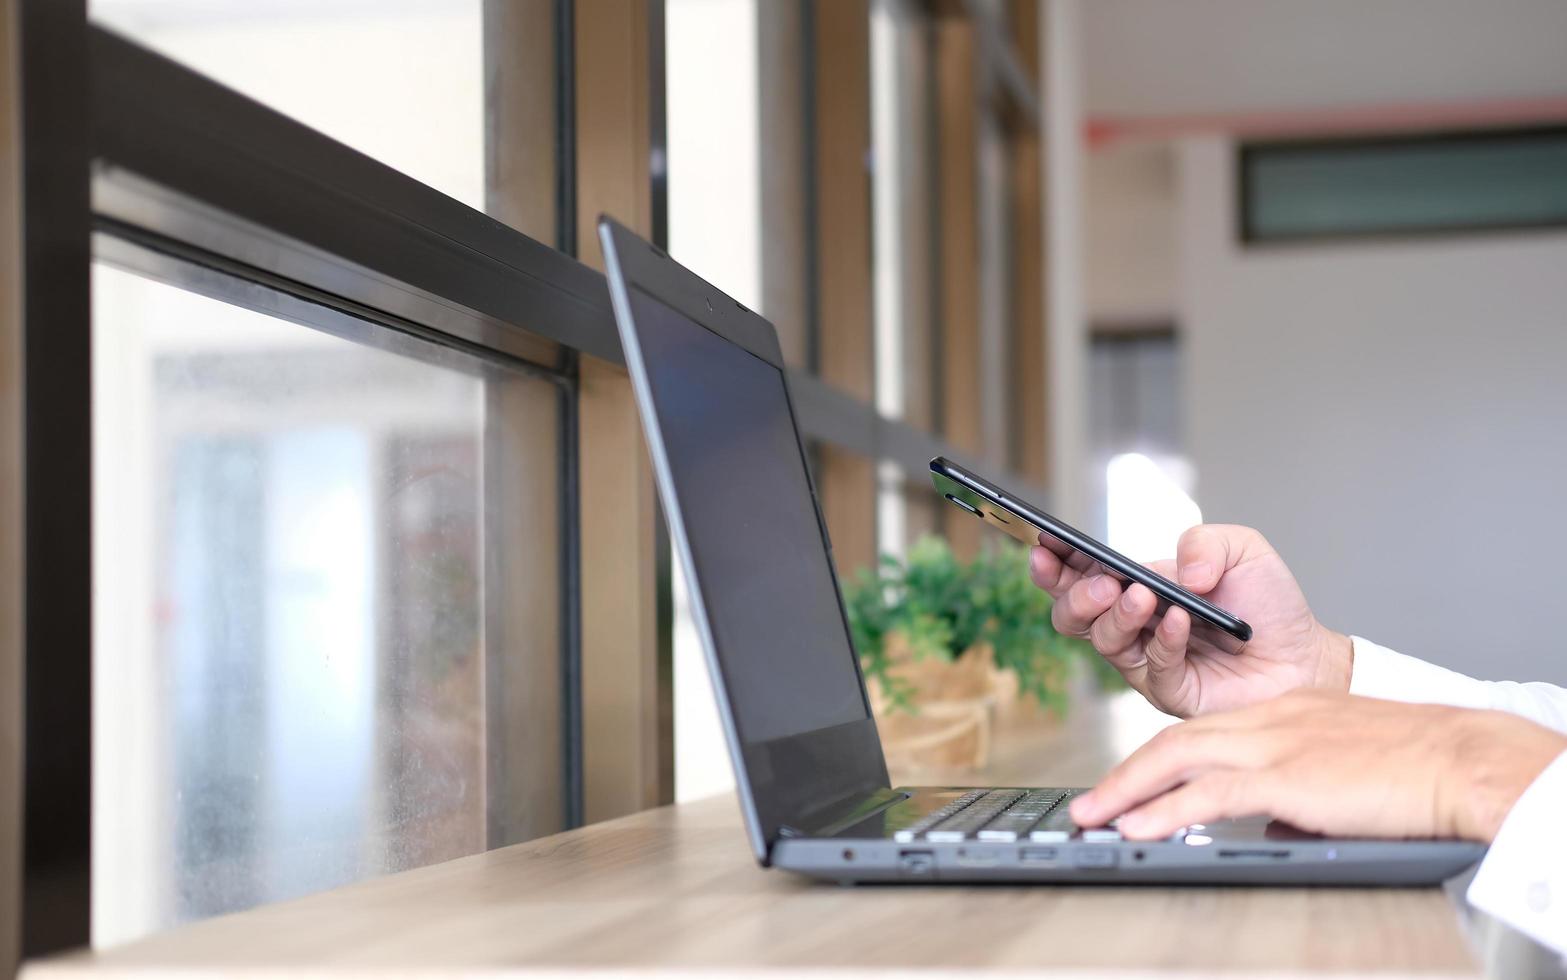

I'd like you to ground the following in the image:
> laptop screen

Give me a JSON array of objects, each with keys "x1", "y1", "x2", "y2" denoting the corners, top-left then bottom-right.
[{"x1": 629, "y1": 288, "x2": 869, "y2": 742}]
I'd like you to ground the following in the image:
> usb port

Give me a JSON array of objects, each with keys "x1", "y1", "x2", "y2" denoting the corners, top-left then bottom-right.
[{"x1": 899, "y1": 850, "x2": 936, "y2": 876}]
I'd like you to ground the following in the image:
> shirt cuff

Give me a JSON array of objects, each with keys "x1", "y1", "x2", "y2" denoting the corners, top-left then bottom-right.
[
  {"x1": 1348, "y1": 636, "x2": 1493, "y2": 710},
  {"x1": 1466, "y1": 749, "x2": 1567, "y2": 957}
]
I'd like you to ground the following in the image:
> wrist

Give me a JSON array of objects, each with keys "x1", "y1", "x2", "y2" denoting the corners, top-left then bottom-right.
[
  {"x1": 1310, "y1": 627, "x2": 1354, "y2": 693},
  {"x1": 1442, "y1": 711, "x2": 1567, "y2": 843}
]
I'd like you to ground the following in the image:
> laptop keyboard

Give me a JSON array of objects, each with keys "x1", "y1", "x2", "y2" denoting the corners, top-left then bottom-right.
[{"x1": 893, "y1": 788, "x2": 1115, "y2": 843}]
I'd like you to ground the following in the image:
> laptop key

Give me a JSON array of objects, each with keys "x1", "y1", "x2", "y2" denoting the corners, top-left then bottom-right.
[
  {"x1": 924, "y1": 789, "x2": 1027, "y2": 842},
  {"x1": 975, "y1": 790, "x2": 1067, "y2": 841},
  {"x1": 892, "y1": 789, "x2": 988, "y2": 843},
  {"x1": 975, "y1": 816, "x2": 1040, "y2": 842},
  {"x1": 1028, "y1": 805, "x2": 1081, "y2": 843}
]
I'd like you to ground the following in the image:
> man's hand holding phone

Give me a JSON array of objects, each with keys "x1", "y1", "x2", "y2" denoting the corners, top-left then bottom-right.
[{"x1": 1030, "y1": 524, "x2": 1353, "y2": 718}]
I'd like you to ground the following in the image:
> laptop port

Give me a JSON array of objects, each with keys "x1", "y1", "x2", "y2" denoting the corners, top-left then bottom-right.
[
  {"x1": 899, "y1": 850, "x2": 936, "y2": 876},
  {"x1": 1217, "y1": 849, "x2": 1290, "y2": 860},
  {"x1": 1071, "y1": 846, "x2": 1119, "y2": 869},
  {"x1": 1018, "y1": 846, "x2": 1058, "y2": 867},
  {"x1": 955, "y1": 848, "x2": 1000, "y2": 868}
]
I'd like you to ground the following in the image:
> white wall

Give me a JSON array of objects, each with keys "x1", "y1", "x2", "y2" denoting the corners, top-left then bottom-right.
[
  {"x1": 1177, "y1": 137, "x2": 1567, "y2": 685},
  {"x1": 1086, "y1": 143, "x2": 1176, "y2": 325}
]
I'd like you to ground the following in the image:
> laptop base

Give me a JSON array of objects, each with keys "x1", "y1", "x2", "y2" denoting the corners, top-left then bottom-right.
[{"x1": 771, "y1": 785, "x2": 1485, "y2": 886}]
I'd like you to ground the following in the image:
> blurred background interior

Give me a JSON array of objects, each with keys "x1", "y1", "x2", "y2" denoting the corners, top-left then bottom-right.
[{"x1": 13, "y1": 0, "x2": 1567, "y2": 959}]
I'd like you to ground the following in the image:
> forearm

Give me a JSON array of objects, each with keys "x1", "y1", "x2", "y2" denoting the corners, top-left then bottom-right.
[{"x1": 1350, "y1": 637, "x2": 1567, "y2": 734}]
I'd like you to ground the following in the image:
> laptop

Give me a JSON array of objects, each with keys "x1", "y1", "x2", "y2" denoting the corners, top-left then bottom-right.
[{"x1": 598, "y1": 216, "x2": 1484, "y2": 885}]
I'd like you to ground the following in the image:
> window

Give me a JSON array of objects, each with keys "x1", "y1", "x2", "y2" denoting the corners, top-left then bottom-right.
[
  {"x1": 871, "y1": 0, "x2": 938, "y2": 561},
  {"x1": 90, "y1": 262, "x2": 561, "y2": 946},
  {"x1": 663, "y1": 0, "x2": 1050, "y2": 801},
  {"x1": 1087, "y1": 329, "x2": 1198, "y2": 562},
  {"x1": 1241, "y1": 127, "x2": 1567, "y2": 243},
  {"x1": 10, "y1": 0, "x2": 1052, "y2": 961},
  {"x1": 12, "y1": 2, "x2": 634, "y2": 958}
]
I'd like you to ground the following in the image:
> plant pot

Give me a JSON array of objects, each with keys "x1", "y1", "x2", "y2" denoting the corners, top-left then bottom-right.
[{"x1": 867, "y1": 638, "x2": 999, "y2": 771}]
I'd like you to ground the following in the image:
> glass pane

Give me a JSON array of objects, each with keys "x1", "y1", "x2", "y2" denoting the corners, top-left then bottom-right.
[
  {"x1": 90, "y1": 262, "x2": 562, "y2": 948},
  {"x1": 90, "y1": 0, "x2": 484, "y2": 208},
  {"x1": 870, "y1": 0, "x2": 937, "y2": 429}
]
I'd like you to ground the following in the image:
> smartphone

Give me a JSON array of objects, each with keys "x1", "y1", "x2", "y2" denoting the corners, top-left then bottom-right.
[{"x1": 930, "y1": 456, "x2": 1251, "y2": 654}]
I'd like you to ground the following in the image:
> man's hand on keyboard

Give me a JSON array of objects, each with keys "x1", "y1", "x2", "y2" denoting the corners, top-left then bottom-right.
[
  {"x1": 1029, "y1": 523, "x2": 1353, "y2": 718},
  {"x1": 1067, "y1": 689, "x2": 1567, "y2": 843}
]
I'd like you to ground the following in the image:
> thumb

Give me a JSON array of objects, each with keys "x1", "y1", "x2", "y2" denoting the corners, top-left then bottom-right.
[
  {"x1": 1143, "y1": 606, "x2": 1193, "y2": 713},
  {"x1": 1175, "y1": 524, "x2": 1265, "y2": 594}
]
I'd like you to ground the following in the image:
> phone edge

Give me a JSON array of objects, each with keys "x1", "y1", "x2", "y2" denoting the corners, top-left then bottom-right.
[{"x1": 930, "y1": 457, "x2": 1253, "y2": 643}]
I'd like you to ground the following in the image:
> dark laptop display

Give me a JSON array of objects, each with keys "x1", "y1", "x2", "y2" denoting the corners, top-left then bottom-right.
[
  {"x1": 610, "y1": 258, "x2": 889, "y2": 856},
  {"x1": 629, "y1": 288, "x2": 867, "y2": 741}
]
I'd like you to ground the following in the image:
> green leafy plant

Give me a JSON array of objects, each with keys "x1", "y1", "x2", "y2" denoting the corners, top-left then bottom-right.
[{"x1": 843, "y1": 536, "x2": 1115, "y2": 715}]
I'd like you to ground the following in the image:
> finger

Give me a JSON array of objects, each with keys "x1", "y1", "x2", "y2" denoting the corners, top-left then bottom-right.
[
  {"x1": 1070, "y1": 721, "x2": 1250, "y2": 826},
  {"x1": 1142, "y1": 606, "x2": 1193, "y2": 710},
  {"x1": 1029, "y1": 545, "x2": 1084, "y2": 598},
  {"x1": 1088, "y1": 583, "x2": 1159, "y2": 666},
  {"x1": 1050, "y1": 574, "x2": 1121, "y2": 639},
  {"x1": 1146, "y1": 558, "x2": 1177, "y2": 581},
  {"x1": 1174, "y1": 525, "x2": 1261, "y2": 594},
  {"x1": 1115, "y1": 771, "x2": 1272, "y2": 840}
]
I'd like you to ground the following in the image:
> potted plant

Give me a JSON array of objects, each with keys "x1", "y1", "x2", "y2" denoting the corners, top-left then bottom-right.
[{"x1": 842, "y1": 536, "x2": 1105, "y2": 770}]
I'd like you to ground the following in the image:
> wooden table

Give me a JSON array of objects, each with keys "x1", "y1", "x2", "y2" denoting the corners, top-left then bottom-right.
[{"x1": 26, "y1": 695, "x2": 1484, "y2": 978}]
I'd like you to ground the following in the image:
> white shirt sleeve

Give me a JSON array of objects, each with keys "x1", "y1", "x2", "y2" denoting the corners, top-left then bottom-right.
[
  {"x1": 1349, "y1": 636, "x2": 1567, "y2": 959},
  {"x1": 1465, "y1": 749, "x2": 1567, "y2": 957},
  {"x1": 1349, "y1": 636, "x2": 1567, "y2": 734}
]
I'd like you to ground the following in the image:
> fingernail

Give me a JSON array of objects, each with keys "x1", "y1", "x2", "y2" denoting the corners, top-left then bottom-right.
[
  {"x1": 1178, "y1": 562, "x2": 1211, "y2": 587},
  {"x1": 1118, "y1": 813, "x2": 1144, "y2": 836},
  {"x1": 1089, "y1": 576, "x2": 1114, "y2": 602}
]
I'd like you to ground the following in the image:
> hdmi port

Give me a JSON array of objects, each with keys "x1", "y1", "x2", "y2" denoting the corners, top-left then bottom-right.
[
  {"x1": 1019, "y1": 846, "x2": 1058, "y2": 867},
  {"x1": 955, "y1": 848, "x2": 1000, "y2": 867},
  {"x1": 1217, "y1": 849, "x2": 1290, "y2": 860}
]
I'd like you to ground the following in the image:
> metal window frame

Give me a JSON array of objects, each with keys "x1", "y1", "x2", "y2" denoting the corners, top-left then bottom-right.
[
  {"x1": 16, "y1": 4, "x2": 1052, "y2": 957},
  {"x1": 89, "y1": 31, "x2": 613, "y2": 367},
  {"x1": 18, "y1": 0, "x2": 93, "y2": 960},
  {"x1": 89, "y1": 24, "x2": 1027, "y2": 487}
]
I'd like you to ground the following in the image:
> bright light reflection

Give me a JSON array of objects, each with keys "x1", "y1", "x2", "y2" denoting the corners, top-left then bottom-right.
[{"x1": 1105, "y1": 452, "x2": 1201, "y2": 563}]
